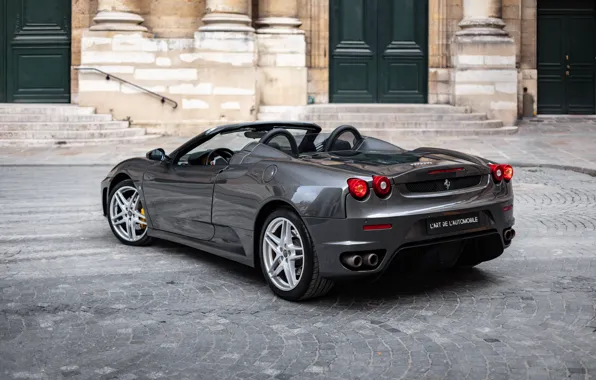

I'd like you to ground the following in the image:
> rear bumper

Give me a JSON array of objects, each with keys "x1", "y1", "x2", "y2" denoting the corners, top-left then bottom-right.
[{"x1": 304, "y1": 201, "x2": 515, "y2": 279}]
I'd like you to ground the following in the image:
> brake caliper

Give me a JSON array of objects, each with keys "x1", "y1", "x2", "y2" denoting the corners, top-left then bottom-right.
[{"x1": 140, "y1": 208, "x2": 146, "y2": 229}]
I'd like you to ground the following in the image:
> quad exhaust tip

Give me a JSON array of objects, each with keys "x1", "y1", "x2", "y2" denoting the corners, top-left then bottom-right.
[
  {"x1": 363, "y1": 253, "x2": 379, "y2": 267},
  {"x1": 342, "y1": 252, "x2": 381, "y2": 270},
  {"x1": 343, "y1": 254, "x2": 363, "y2": 269},
  {"x1": 503, "y1": 228, "x2": 516, "y2": 242}
]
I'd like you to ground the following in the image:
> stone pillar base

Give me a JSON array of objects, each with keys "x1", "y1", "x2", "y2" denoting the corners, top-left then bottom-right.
[
  {"x1": 90, "y1": 11, "x2": 149, "y2": 33},
  {"x1": 457, "y1": 17, "x2": 508, "y2": 36},
  {"x1": 452, "y1": 34, "x2": 518, "y2": 125},
  {"x1": 257, "y1": 33, "x2": 307, "y2": 106},
  {"x1": 199, "y1": 13, "x2": 255, "y2": 33},
  {"x1": 256, "y1": 17, "x2": 304, "y2": 34}
]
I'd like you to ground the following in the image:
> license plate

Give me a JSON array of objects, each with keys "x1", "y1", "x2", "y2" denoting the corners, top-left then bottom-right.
[{"x1": 426, "y1": 212, "x2": 481, "y2": 235}]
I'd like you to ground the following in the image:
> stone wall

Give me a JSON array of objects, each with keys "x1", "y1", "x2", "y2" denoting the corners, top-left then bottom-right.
[
  {"x1": 72, "y1": 0, "x2": 543, "y2": 131},
  {"x1": 520, "y1": 0, "x2": 537, "y2": 116},
  {"x1": 72, "y1": 0, "x2": 97, "y2": 102},
  {"x1": 428, "y1": 0, "x2": 463, "y2": 104},
  {"x1": 300, "y1": 0, "x2": 329, "y2": 104},
  {"x1": 78, "y1": 31, "x2": 258, "y2": 135}
]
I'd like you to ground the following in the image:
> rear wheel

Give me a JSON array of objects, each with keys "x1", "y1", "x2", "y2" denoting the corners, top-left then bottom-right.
[
  {"x1": 259, "y1": 208, "x2": 334, "y2": 301},
  {"x1": 107, "y1": 179, "x2": 153, "y2": 246}
]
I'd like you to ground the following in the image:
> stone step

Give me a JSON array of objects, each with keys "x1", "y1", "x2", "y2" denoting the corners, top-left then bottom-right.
[
  {"x1": 259, "y1": 104, "x2": 473, "y2": 115},
  {"x1": 0, "y1": 104, "x2": 96, "y2": 115},
  {"x1": 258, "y1": 112, "x2": 489, "y2": 122},
  {"x1": 325, "y1": 126, "x2": 519, "y2": 137},
  {"x1": 0, "y1": 135, "x2": 162, "y2": 147},
  {"x1": 0, "y1": 122, "x2": 129, "y2": 131},
  {"x1": 0, "y1": 128, "x2": 146, "y2": 140},
  {"x1": 0, "y1": 114, "x2": 114, "y2": 122},
  {"x1": 311, "y1": 120, "x2": 504, "y2": 130}
]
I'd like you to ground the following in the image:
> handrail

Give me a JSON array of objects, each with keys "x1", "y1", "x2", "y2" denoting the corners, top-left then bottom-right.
[{"x1": 74, "y1": 67, "x2": 178, "y2": 109}]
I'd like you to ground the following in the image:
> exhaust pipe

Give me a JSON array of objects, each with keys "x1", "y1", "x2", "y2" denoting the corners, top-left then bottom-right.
[
  {"x1": 342, "y1": 254, "x2": 363, "y2": 269},
  {"x1": 362, "y1": 253, "x2": 379, "y2": 267},
  {"x1": 503, "y1": 228, "x2": 516, "y2": 242}
]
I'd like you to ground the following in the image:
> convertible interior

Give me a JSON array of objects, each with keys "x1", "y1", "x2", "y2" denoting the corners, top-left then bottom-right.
[{"x1": 177, "y1": 124, "x2": 401, "y2": 167}]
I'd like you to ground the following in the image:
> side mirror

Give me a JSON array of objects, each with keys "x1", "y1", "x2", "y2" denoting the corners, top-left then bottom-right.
[{"x1": 146, "y1": 148, "x2": 166, "y2": 161}]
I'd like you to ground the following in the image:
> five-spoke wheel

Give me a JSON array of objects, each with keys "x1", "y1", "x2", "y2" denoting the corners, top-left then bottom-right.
[
  {"x1": 107, "y1": 179, "x2": 153, "y2": 246},
  {"x1": 259, "y1": 208, "x2": 333, "y2": 301},
  {"x1": 262, "y1": 217, "x2": 305, "y2": 291}
]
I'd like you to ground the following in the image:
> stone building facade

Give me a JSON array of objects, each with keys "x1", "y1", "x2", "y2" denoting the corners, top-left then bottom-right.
[{"x1": 1, "y1": 0, "x2": 593, "y2": 136}]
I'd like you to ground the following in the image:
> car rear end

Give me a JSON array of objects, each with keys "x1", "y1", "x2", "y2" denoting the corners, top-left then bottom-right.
[{"x1": 305, "y1": 155, "x2": 516, "y2": 279}]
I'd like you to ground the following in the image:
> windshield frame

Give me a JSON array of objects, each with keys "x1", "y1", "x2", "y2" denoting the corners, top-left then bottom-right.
[{"x1": 168, "y1": 122, "x2": 323, "y2": 164}]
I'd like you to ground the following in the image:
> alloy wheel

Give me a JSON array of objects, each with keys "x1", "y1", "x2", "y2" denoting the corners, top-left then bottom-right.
[
  {"x1": 262, "y1": 217, "x2": 305, "y2": 291},
  {"x1": 109, "y1": 185, "x2": 148, "y2": 242}
]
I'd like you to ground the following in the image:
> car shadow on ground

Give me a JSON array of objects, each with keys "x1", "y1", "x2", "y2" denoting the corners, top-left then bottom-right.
[
  {"x1": 153, "y1": 238, "x2": 502, "y2": 304},
  {"x1": 328, "y1": 268, "x2": 499, "y2": 302}
]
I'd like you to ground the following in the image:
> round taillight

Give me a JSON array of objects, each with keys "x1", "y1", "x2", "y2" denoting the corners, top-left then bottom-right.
[
  {"x1": 347, "y1": 178, "x2": 369, "y2": 200},
  {"x1": 502, "y1": 164, "x2": 513, "y2": 181},
  {"x1": 489, "y1": 164, "x2": 504, "y2": 182},
  {"x1": 372, "y1": 176, "x2": 391, "y2": 198}
]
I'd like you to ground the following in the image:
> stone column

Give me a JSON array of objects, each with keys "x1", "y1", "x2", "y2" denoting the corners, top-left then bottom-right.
[
  {"x1": 199, "y1": 0, "x2": 254, "y2": 32},
  {"x1": 452, "y1": 0, "x2": 518, "y2": 125},
  {"x1": 458, "y1": 0, "x2": 507, "y2": 36},
  {"x1": 429, "y1": 0, "x2": 451, "y2": 104},
  {"x1": 90, "y1": 0, "x2": 148, "y2": 32},
  {"x1": 256, "y1": 0, "x2": 302, "y2": 34},
  {"x1": 195, "y1": 0, "x2": 258, "y2": 124},
  {"x1": 256, "y1": 0, "x2": 307, "y2": 107}
]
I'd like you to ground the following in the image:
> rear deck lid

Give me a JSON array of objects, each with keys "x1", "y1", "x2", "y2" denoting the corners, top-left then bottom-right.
[{"x1": 301, "y1": 148, "x2": 490, "y2": 194}]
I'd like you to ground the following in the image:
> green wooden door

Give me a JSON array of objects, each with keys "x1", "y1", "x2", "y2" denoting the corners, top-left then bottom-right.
[
  {"x1": 329, "y1": 0, "x2": 428, "y2": 104},
  {"x1": 2, "y1": 0, "x2": 71, "y2": 103},
  {"x1": 0, "y1": 1, "x2": 7, "y2": 102},
  {"x1": 538, "y1": 1, "x2": 595, "y2": 114}
]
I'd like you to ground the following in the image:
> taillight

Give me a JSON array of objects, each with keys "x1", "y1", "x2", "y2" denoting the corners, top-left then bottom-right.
[
  {"x1": 489, "y1": 164, "x2": 504, "y2": 182},
  {"x1": 372, "y1": 176, "x2": 391, "y2": 198},
  {"x1": 502, "y1": 164, "x2": 513, "y2": 181},
  {"x1": 347, "y1": 178, "x2": 369, "y2": 200},
  {"x1": 489, "y1": 163, "x2": 513, "y2": 183}
]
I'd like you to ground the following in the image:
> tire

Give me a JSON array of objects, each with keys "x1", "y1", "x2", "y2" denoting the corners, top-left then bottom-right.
[
  {"x1": 107, "y1": 179, "x2": 153, "y2": 246},
  {"x1": 259, "y1": 207, "x2": 334, "y2": 301}
]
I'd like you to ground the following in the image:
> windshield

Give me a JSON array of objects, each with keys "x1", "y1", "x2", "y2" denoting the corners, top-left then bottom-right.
[{"x1": 198, "y1": 130, "x2": 270, "y2": 151}]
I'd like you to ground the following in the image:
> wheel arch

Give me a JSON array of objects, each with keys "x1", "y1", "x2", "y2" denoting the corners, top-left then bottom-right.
[
  {"x1": 104, "y1": 173, "x2": 132, "y2": 216},
  {"x1": 252, "y1": 199, "x2": 303, "y2": 269}
]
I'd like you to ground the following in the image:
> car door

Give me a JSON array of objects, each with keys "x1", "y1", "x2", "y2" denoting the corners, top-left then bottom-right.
[{"x1": 142, "y1": 161, "x2": 221, "y2": 241}]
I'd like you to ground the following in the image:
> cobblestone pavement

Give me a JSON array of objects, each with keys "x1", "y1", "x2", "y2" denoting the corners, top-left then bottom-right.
[
  {"x1": 1, "y1": 122, "x2": 596, "y2": 174},
  {"x1": 1, "y1": 166, "x2": 596, "y2": 380}
]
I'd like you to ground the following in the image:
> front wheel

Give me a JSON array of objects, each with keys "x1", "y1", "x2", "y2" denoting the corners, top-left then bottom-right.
[
  {"x1": 107, "y1": 179, "x2": 153, "y2": 246},
  {"x1": 259, "y1": 208, "x2": 334, "y2": 301}
]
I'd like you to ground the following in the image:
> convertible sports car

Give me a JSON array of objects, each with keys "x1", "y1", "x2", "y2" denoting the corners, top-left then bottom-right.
[{"x1": 101, "y1": 121, "x2": 516, "y2": 301}]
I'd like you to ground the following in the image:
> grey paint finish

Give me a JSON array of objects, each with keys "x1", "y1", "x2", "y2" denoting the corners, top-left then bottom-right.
[
  {"x1": 101, "y1": 121, "x2": 515, "y2": 278},
  {"x1": 143, "y1": 163, "x2": 219, "y2": 240}
]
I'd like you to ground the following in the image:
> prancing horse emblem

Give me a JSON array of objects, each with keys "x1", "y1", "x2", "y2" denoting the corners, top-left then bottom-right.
[{"x1": 444, "y1": 179, "x2": 451, "y2": 190}]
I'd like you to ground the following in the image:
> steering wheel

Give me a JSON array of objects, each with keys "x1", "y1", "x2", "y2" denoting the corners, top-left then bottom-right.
[
  {"x1": 259, "y1": 128, "x2": 299, "y2": 156},
  {"x1": 323, "y1": 125, "x2": 363, "y2": 152},
  {"x1": 206, "y1": 148, "x2": 234, "y2": 165}
]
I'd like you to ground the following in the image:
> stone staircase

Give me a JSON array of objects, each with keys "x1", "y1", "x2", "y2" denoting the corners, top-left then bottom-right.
[
  {"x1": 258, "y1": 104, "x2": 518, "y2": 136},
  {"x1": 0, "y1": 104, "x2": 159, "y2": 147}
]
